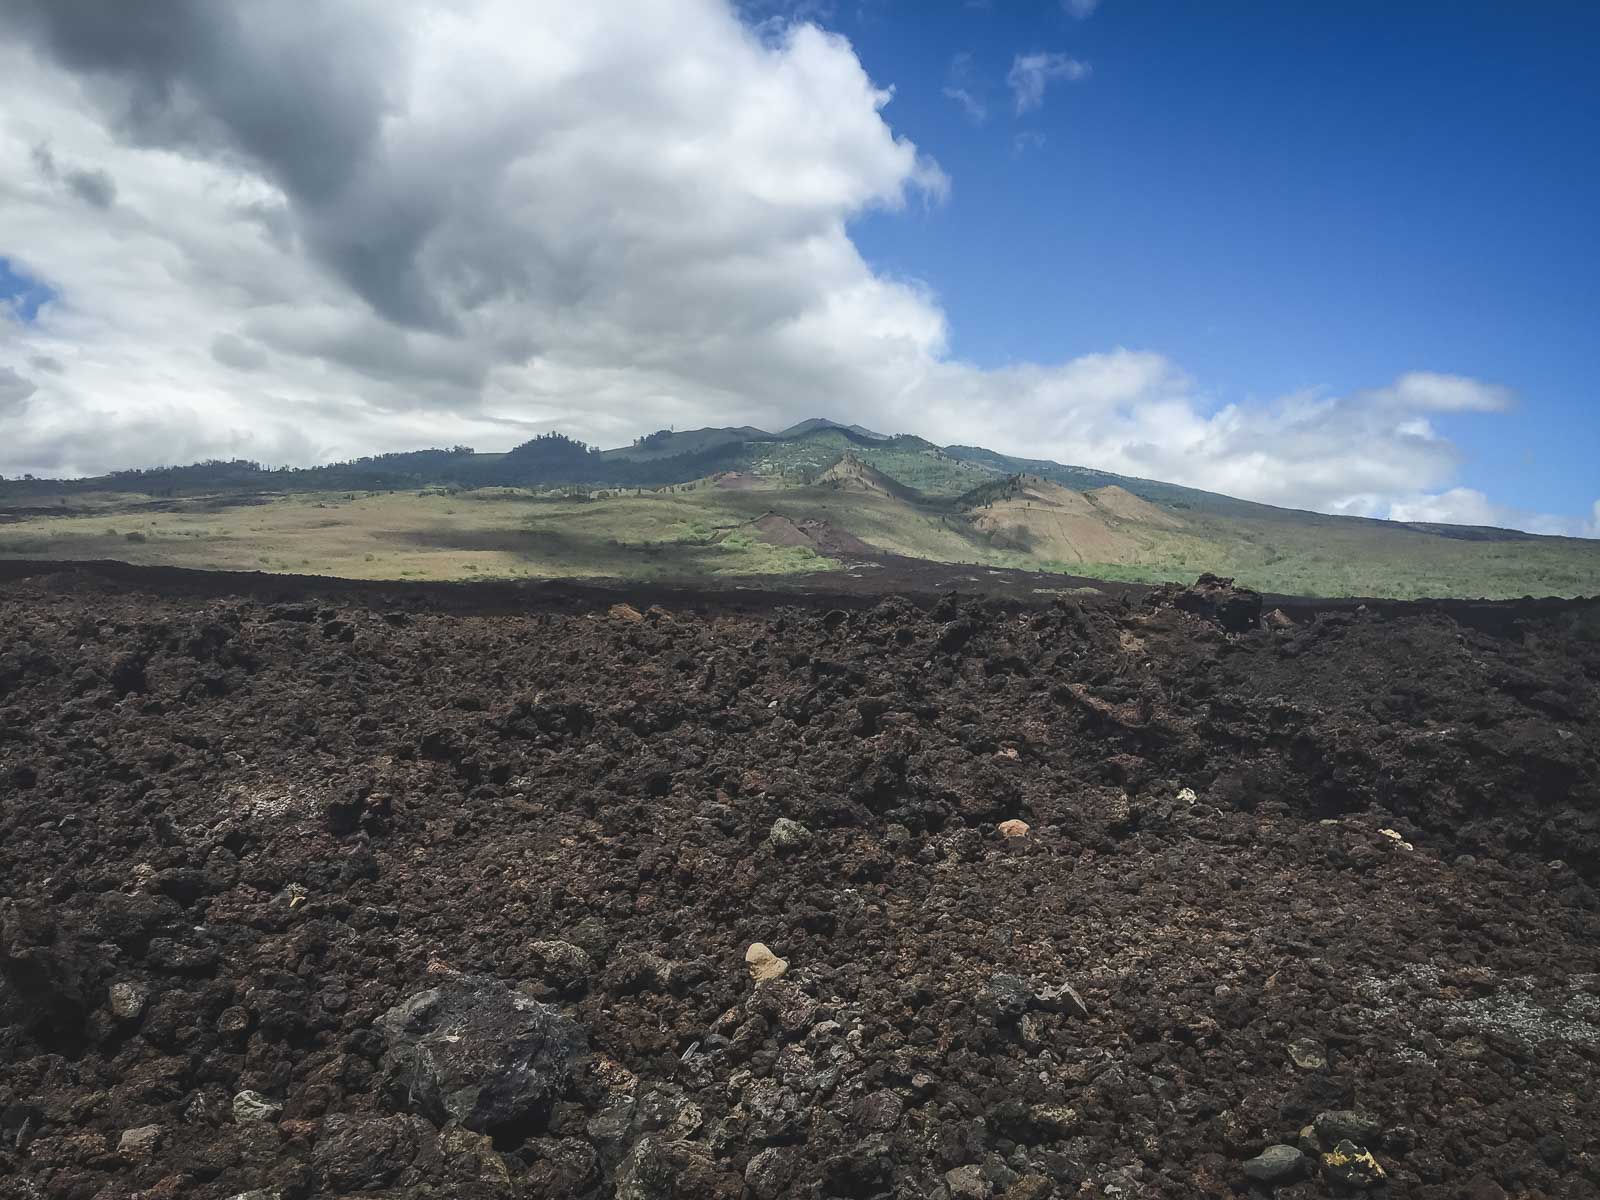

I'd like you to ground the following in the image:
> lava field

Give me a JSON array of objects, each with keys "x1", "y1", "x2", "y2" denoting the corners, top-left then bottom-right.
[{"x1": 2, "y1": 563, "x2": 1599, "y2": 1200}]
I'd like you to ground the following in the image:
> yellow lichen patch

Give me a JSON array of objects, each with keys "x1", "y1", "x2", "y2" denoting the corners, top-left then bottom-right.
[{"x1": 1322, "y1": 1143, "x2": 1386, "y2": 1180}]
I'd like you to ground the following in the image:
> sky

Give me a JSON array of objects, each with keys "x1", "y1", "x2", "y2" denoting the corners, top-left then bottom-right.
[{"x1": 0, "y1": 1, "x2": 1595, "y2": 535}]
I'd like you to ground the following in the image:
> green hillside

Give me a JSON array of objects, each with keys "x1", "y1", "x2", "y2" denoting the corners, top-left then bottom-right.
[{"x1": 3, "y1": 418, "x2": 1598, "y2": 599}]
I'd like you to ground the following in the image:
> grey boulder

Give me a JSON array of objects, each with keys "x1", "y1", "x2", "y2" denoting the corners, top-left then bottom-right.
[
  {"x1": 1243, "y1": 1144, "x2": 1309, "y2": 1185},
  {"x1": 377, "y1": 974, "x2": 585, "y2": 1134}
]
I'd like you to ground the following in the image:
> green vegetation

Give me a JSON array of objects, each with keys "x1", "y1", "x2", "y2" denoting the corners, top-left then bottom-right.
[
  {"x1": 0, "y1": 489, "x2": 835, "y2": 582},
  {"x1": 4, "y1": 417, "x2": 1598, "y2": 598}
]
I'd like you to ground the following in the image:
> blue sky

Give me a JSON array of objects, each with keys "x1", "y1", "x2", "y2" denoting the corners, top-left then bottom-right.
[
  {"x1": 823, "y1": 1, "x2": 1599, "y2": 519},
  {"x1": 1, "y1": 0, "x2": 1594, "y2": 532},
  {"x1": 0, "y1": 256, "x2": 55, "y2": 323}
]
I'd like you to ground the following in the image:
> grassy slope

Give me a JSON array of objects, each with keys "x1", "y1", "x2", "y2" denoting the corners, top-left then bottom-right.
[
  {"x1": 0, "y1": 489, "x2": 833, "y2": 582},
  {"x1": 5, "y1": 430, "x2": 1600, "y2": 598},
  {"x1": 8, "y1": 479, "x2": 1595, "y2": 598}
]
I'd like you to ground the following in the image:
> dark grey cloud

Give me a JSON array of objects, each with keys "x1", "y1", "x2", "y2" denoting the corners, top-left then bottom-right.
[
  {"x1": 210, "y1": 333, "x2": 268, "y2": 372},
  {"x1": 4, "y1": 0, "x2": 425, "y2": 320},
  {"x1": 247, "y1": 313, "x2": 486, "y2": 396},
  {"x1": 65, "y1": 165, "x2": 117, "y2": 208},
  {"x1": 0, "y1": 366, "x2": 38, "y2": 412},
  {"x1": 4, "y1": 2, "x2": 392, "y2": 202},
  {"x1": 28, "y1": 355, "x2": 64, "y2": 374},
  {"x1": 31, "y1": 141, "x2": 117, "y2": 206}
]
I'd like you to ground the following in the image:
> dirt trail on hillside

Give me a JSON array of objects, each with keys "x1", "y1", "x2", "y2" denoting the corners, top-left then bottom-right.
[{"x1": 1, "y1": 564, "x2": 1598, "y2": 1199}]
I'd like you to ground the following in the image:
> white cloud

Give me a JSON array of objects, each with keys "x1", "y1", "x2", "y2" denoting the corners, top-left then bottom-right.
[
  {"x1": 1388, "y1": 490, "x2": 1600, "y2": 539},
  {"x1": 1063, "y1": 0, "x2": 1102, "y2": 18},
  {"x1": 1007, "y1": 52, "x2": 1091, "y2": 115},
  {"x1": 1387, "y1": 488, "x2": 1508, "y2": 528},
  {"x1": 0, "y1": 0, "x2": 1589, "y2": 537},
  {"x1": 1365, "y1": 371, "x2": 1512, "y2": 413},
  {"x1": 0, "y1": 2, "x2": 946, "y2": 473},
  {"x1": 870, "y1": 354, "x2": 1535, "y2": 526},
  {"x1": 944, "y1": 86, "x2": 987, "y2": 123},
  {"x1": 943, "y1": 52, "x2": 987, "y2": 123}
]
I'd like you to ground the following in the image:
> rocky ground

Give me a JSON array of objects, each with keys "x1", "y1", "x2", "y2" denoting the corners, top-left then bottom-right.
[{"x1": 2, "y1": 563, "x2": 1599, "y2": 1200}]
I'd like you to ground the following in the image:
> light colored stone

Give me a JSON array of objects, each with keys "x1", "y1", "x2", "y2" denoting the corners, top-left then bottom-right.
[
  {"x1": 118, "y1": 1124, "x2": 162, "y2": 1161},
  {"x1": 768, "y1": 818, "x2": 812, "y2": 852},
  {"x1": 232, "y1": 1090, "x2": 284, "y2": 1124},
  {"x1": 744, "y1": 942, "x2": 789, "y2": 983},
  {"x1": 945, "y1": 1164, "x2": 990, "y2": 1198},
  {"x1": 1035, "y1": 981, "x2": 1089, "y2": 1020},
  {"x1": 527, "y1": 940, "x2": 594, "y2": 993},
  {"x1": 997, "y1": 819, "x2": 1031, "y2": 839},
  {"x1": 1176, "y1": 787, "x2": 1198, "y2": 804},
  {"x1": 1029, "y1": 1104, "x2": 1080, "y2": 1137},
  {"x1": 108, "y1": 980, "x2": 149, "y2": 1022},
  {"x1": 609, "y1": 603, "x2": 645, "y2": 623},
  {"x1": 1288, "y1": 1037, "x2": 1327, "y2": 1070},
  {"x1": 1379, "y1": 828, "x2": 1414, "y2": 850}
]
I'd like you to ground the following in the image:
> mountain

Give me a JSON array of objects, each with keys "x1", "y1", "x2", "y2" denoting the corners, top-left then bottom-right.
[
  {"x1": 777, "y1": 417, "x2": 888, "y2": 441},
  {"x1": 816, "y1": 452, "x2": 922, "y2": 502},
  {"x1": 601, "y1": 425, "x2": 770, "y2": 462},
  {"x1": 3, "y1": 417, "x2": 1599, "y2": 599}
]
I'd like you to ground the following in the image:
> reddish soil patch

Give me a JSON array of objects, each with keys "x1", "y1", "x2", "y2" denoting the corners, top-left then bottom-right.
[
  {"x1": 1, "y1": 563, "x2": 1598, "y2": 1199},
  {"x1": 742, "y1": 513, "x2": 878, "y2": 559}
]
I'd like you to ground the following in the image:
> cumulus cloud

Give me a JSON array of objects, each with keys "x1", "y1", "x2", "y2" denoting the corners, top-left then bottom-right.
[
  {"x1": 1007, "y1": 52, "x2": 1091, "y2": 115},
  {"x1": 870, "y1": 353, "x2": 1526, "y2": 524},
  {"x1": 0, "y1": 0, "x2": 1588, "y2": 536},
  {"x1": 1388, "y1": 490, "x2": 1600, "y2": 539},
  {"x1": 1387, "y1": 488, "x2": 1512, "y2": 529}
]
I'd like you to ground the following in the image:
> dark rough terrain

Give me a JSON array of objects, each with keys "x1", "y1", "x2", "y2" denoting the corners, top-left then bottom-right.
[{"x1": 2, "y1": 563, "x2": 1599, "y2": 1200}]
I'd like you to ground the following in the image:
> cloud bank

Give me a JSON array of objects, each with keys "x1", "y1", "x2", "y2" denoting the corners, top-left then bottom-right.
[{"x1": 0, "y1": 0, "x2": 1590, "y2": 535}]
